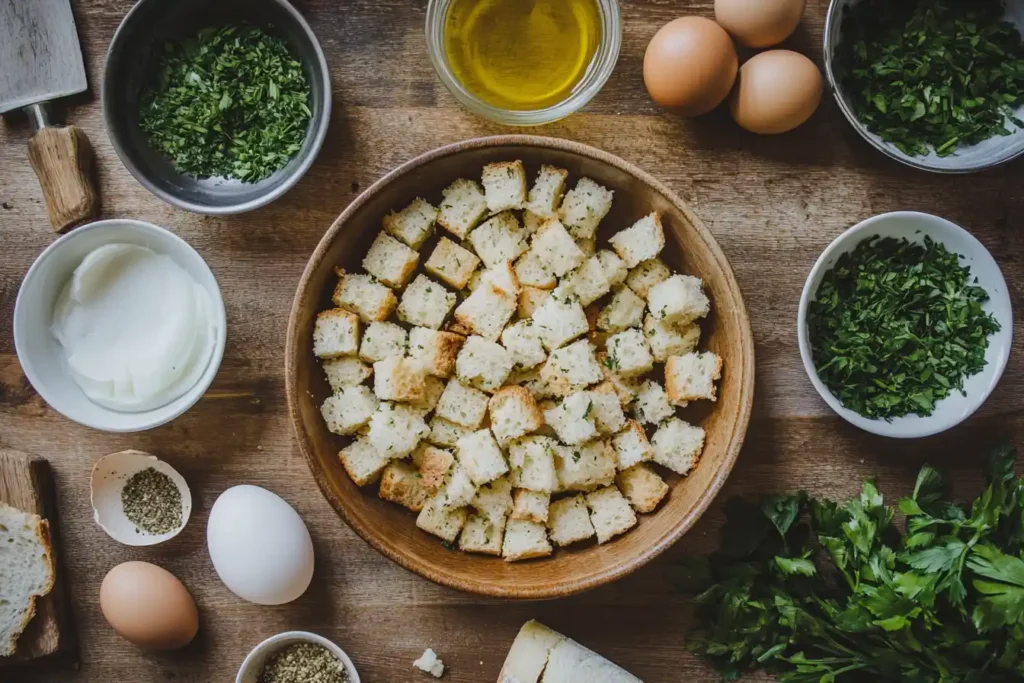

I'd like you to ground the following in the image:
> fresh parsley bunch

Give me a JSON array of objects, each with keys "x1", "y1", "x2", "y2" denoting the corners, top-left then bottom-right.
[{"x1": 677, "y1": 444, "x2": 1024, "y2": 682}]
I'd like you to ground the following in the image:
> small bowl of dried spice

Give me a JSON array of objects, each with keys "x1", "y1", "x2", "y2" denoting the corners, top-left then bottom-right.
[
  {"x1": 103, "y1": 0, "x2": 331, "y2": 214},
  {"x1": 236, "y1": 632, "x2": 359, "y2": 683},
  {"x1": 91, "y1": 449, "x2": 192, "y2": 546}
]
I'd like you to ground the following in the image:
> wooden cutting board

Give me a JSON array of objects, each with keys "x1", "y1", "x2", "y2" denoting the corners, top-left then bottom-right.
[{"x1": 0, "y1": 449, "x2": 76, "y2": 667}]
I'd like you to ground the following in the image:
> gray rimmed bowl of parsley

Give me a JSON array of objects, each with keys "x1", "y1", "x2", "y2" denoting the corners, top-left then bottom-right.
[
  {"x1": 103, "y1": 0, "x2": 331, "y2": 215},
  {"x1": 797, "y1": 212, "x2": 1012, "y2": 439}
]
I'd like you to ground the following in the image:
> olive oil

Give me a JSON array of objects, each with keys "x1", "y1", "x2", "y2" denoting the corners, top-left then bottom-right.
[{"x1": 444, "y1": 0, "x2": 602, "y2": 111}]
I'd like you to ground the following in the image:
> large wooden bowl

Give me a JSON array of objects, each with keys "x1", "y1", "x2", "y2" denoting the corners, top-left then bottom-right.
[{"x1": 286, "y1": 136, "x2": 755, "y2": 598}]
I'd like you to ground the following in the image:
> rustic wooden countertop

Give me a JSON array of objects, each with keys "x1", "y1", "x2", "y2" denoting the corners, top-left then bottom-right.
[{"x1": 2, "y1": 1, "x2": 1023, "y2": 681}]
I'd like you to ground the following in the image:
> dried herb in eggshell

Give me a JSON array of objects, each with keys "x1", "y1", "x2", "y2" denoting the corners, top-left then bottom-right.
[{"x1": 121, "y1": 467, "x2": 183, "y2": 535}]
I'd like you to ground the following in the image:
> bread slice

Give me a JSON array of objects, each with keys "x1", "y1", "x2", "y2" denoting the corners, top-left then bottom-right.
[
  {"x1": 539, "y1": 339, "x2": 602, "y2": 397},
  {"x1": 455, "y1": 428, "x2": 509, "y2": 486},
  {"x1": 0, "y1": 504, "x2": 56, "y2": 657},
  {"x1": 514, "y1": 250, "x2": 557, "y2": 290},
  {"x1": 471, "y1": 476, "x2": 514, "y2": 522},
  {"x1": 501, "y1": 320, "x2": 548, "y2": 369},
  {"x1": 426, "y1": 416, "x2": 472, "y2": 448},
  {"x1": 554, "y1": 439, "x2": 617, "y2": 492},
  {"x1": 531, "y1": 290, "x2": 589, "y2": 351},
  {"x1": 455, "y1": 335, "x2": 514, "y2": 393}
]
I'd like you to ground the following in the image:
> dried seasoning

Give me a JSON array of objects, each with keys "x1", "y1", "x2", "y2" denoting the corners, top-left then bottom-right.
[
  {"x1": 121, "y1": 467, "x2": 182, "y2": 535},
  {"x1": 258, "y1": 643, "x2": 350, "y2": 683}
]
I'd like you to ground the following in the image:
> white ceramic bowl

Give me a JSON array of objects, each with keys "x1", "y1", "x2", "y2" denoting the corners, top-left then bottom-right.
[
  {"x1": 798, "y1": 212, "x2": 1012, "y2": 438},
  {"x1": 13, "y1": 219, "x2": 227, "y2": 432},
  {"x1": 235, "y1": 631, "x2": 360, "y2": 683}
]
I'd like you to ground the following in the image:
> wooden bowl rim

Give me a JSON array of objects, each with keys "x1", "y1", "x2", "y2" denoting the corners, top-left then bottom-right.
[{"x1": 285, "y1": 135, "x2": 756, "y2": 598}]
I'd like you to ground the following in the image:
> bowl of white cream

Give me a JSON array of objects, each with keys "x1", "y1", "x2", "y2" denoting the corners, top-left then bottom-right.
[{"x1": 14, "y1": 219, "x2": 226, "y2": 432}]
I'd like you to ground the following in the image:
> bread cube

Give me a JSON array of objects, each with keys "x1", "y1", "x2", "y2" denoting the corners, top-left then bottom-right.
[
  {"x1": 468, "y1": 211, "x2": 527, "y2": 269},
  {"x1": 531, "y1": 291, "x2": 589, "y2": 351},
  {"x1": 383, "y1": 197, "x2": 437, "y2": 249},
  {"x1": 321, "y1": 385, "x2": 378, "y2": 435},
  {"x1": 379, "y1": 460, "x2": 430, "y2": 512},
  {"x1": 511, "y1": 489, "x2": 550, "y2": 524},
  {"x1": 609, "y1": 213, "x2": 666, "y2": 268},
  {"x1": 332, "y1": 270, "x2": 397, "y2": 322},
  {"x1": 397, "y1": 274, "x2": 456, "y2": 330},
  {"x1": 424, "y1": 237, "x2": 481, "y2": 290},
  {"x1": 411, "y1": 377, "x2": 445, "y2": 420},
  {"x1": 616, "y1": 463, "x2": 669, "y2": 514},
  {"x1": 338, "y1": 437, "x2": 390, "y2": 486},
  {"x1": 611, "y1": 420, "x2": 655, "y2": 470},
  {"x1": 466, "y1": 269, "x2": 484, "y2": 292},
  {"x1": 597, "y1": 353, "x2": 642, "y2": 406},
  {"x1": 358, "y1": 321, "x2": 407, "y2": 363},
  {"x1": 408, "y1": 327, "x2": 464, "y2": 378},
  {"x1": 648, "y1": 275, "x2": 710, "y2": 325},
  {"x1": 508, "y1": 436, "x2": 559, "y2": 493},
  {"x1": 482, "y1": 260, "x2": 521, "y2": 297},
  {"x1": 412, "y1": 444, "x2": 454, "y2": 493},
  {"x1": 559, "y1": 177, "x2": 613, "y2": 240},
  {"x1": 666, "y1": 351, "x2": 723, "y2": 404},
  {"x1": 644, "y1": 316, "x2": 700, "y2": 362},
  {"x1": 585, "y1": 486, "x2": 638, "y2": 543},
  {"x1": 367, "y1": 402, "x2": 430, "y2": 458},
  {"x1": 362, "y1": 232, "x2": 419, "y2": 288},
  {"x1": 544, "y1": 392, "x2": 599, "y2": 446},
  {"x1": 416, "y1": 492, "x2": 469, "y2": 542},
  {"x1": 471, "y1": 476, "x2": 513, "y2": 522},
  {"x1": 456, "y1": 428, "x2": 509, "y2": 485},
  {"x1": 651, "y1": 417, "x2": 705, "y2": 475},
  {"x1": 453, "y1": 281, "x2": 517, "y2": 341},
  {"x1": 482, "y1": 160, "x2": 527, "y2": 213},
  {"x1": 434, "y1": 379, "x2": 489, "y2": 429},
  {"x1": 596, "y1": 250, "x2": 628, "y2": 287},
  {"x1": 605, "y1": 328, "x2": 654, "y2": 378},
  {"x1": 561, "y1": 257, "x2": 612, "y2": 307},
  {"x1": 514, "y1": 250, "x2": 556, "y2": 290},
  {"x1": 575, "y1": 236, "x2": 597, "y2": 258},
  {"x1": 427, "y1": 415, "x2": 472, "y2": 448},
  {"x1": 625, "y1": 258, "x2": 671, "y2": 298},
  {"x1": 597, "y1": 288, "x2": 646, "y2": 334},
  {"x1": 633, "y1": 380, "x2": 675, "y2": 425},
  {"x1": 501, "y1": 320, "x2": 547, "y2": 369},
  {"x1": 523, "y1": 209, "x2": 545, "y2": 235},
  {"x1": 322, "y1": 356, "x2": 372, "y2": 391},
  {"x1": 525, "y1": 164, "x2": 568, "y2": 218},
  {"x1": 547, "y1": 494, "x2": 596, "y2": 546},
  {"x1": 540, "y1": 339, "x2": 602, "y2": 396},
  {"x1": 589, "y1": 383, "x2": 627, "y2": 434},
  {"x1": 531, "y1": 218, "x2": 586, "y2": 277},
  {"x1": 373, "y1": 356, "x2": 427, "y2": 402},
  {"x1": 555, "y1": 440, "x2": 617, "y2": 491},
  {"x1": 459, "y1": 513, "x2": 506, "y2": 556},
  {"x1": 439, "y1": 462, "x2": 478, "y2": 509},
  {"x1": 455, "y1": 335, "x2": 514, "y2": 392},
  {"x1": 437, "y1": 178, "x2": 487, "y2": 239},
  {"x1": 489, "y1": 386, "x2": 544, "y2": 445},
  {"x1": 502, "y1": 519, "x2": 552, "y2": 561},
  {"x1": 511, "y1": 367, "x2": 556, "y2": 402},
  {"x1": 313, "y1": 308, "x2": 360, "y2": 359}
]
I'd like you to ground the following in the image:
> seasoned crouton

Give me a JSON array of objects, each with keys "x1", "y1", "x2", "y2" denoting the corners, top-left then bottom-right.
[
  {"x1": 518, "y1": 286, "x2": 551, "y2": 319},
  {"x1": 648, "y1": 275, "x2": 710, "y2": 325},
  {"x1": 453, "y1": 281, "x2": 517, "y2": 341},
  {"x1": 368, "y1": 402, "x2": 430, "y2": 458},
  {"x1": 559, "y1": 177, "x2": 613, "y2": 240},
  {"x1": 616, "y1": 463, "x2": 669, "y2": 514},
  {"x1": 609, "y1": 213, "x2": 666, "y2": 268},
  {"x1": 437, "y1": 178, "x2": 488, "y2": 239},
  {"x1": 468, "y1": 211, "x2": 527, "y2": 269},
  {"x1": 471, "y1": 476, "x2": 513, "y2": 522},
  {"x1": 409, "y1": 376, "x2": 445, "y2": 418},
  {"x1": 455, "y1": 335, "x2": 514, "y2": 392},
  {"x1": 633, "y1": 380, "x2": 675, "y2": 425},
  {"x1": 481, "y1": 260, "x2": 521, "y2": 297},
  {"x1": 358, "y1": 321, "x2": 407, "y2": 363},
  {"x1": 362, "y1": 232, "x2": 419, "y2": 288},
  {"x1": 597, "y1": 287, "x2": 646, "y2": 334},
  {"x1": 589, "y1": 383, "x2": 627, "y2": 434},
  {"x1": 501, "y1": 320, "x2": 547, "y2": 369},
  {"x1": 424, "y1": 237, "x2": 481, "y2": 290},
  {"x1": 322, "y1": 356, "x2": 373, "y2": 391},
  {"x1": 544, "y1": 392, "x2": 599, "y2": 446},
  {"x1": 560, "y1": 257, "x2": 612, "y2": 307},
  {"x1": 489, "y1": 386, "x2": 544, "y2": 445},
  {"x1": 434, "y1": 379, "x2": 490, "y2": 429},
  {"x1": 466, "y1": 269, "x2": 484, "y2": 292},
  {"x1": 511, "y1": 489, "x2": 550, "y2": 524},
  {"x1": 459, "y1": 513, "x2": 506, "y2": 556},
  {"x1": 373, "y1": 357, "x2": 427, "y2": 402},
  {"x1": 597, "y1": 352, "x2": 642, "y2": 406},
  {"x1": 416, "y1": 492, "x2": 469, "y2": 542},
  {"x1": 651, "y1": 417, "x2": 705, "y2": 475},
  {"x1": 427, "y1": 416, "x2": 472, "y2": 448},
  {"x1": 502, "y1": 519, "x2": 552, "y2": 561},
  {"x1": 456, "y1": 428, "x2": 509, "y2": 485},
  {"x1": 482, "y1": 160, "x2": 528, "y2": 213},
  {"x1": 596, "y1": 250, "x2": 628, "y2": 287},
  {"x1": 666, "y1": 351, "x2": 723, "y2": 404},
  {"x1": 644, "y1": 316, "x2": 700, "y2": 362},
  {"x1": 531, "y1": 290, "x2": 589, "y2": 351},
  {"x1": 383, "y1": 197, "x2": 437, "y2": 249},
  {"x1": 625, "y1": 258, "x2": 671, "y2": 298},
  {"x1": 412, "y1": 444, "x2": 455, "y2": 493},
  {"x1": 397, "y1": 274, "x2": 456, "y2": 330},
  {"x1": 540, "y1": 339, "x2": 603, "y2": 396},
  {"x1": 585, "y1": 486, "x2": 638, "y2": 543},
  {"x1": 508, "y1": 436, "x2": 559, "y2": 493},
  {"x1": 547, "y1": 494, "x2": 596, "y2": 546},
  {"x1": 332, "y1": 270, "x2": 397, "y2": 322},
  {"x1": 554, "y1": 440, "x2": 617, "y2": 492},
  {"x1": 339, "y1": 437, "x2": 390, "y2": 486},
  {"x1": 605, "y1": 328, "x2": 654, "y2": 378},
  {"x1": 439, "y1": 462, "x2": 478, "y2": 509},
  {"x1": 525, "y1": 164, "x2": 568, "y2": 218},
  {"x1": 514, "y1": 250, "x2": 556, "y2": 290},
  {"x1": 611, "y1": 420, "x2": 655, "y2": 470},
  {"x1": 313, "y1": 308, "x2": 360, "y2": 359},
  {"x1": 576, "y1": 237, "x2": 597, "y2": 258},
  {"x1": 531, "y1": 218, "x2": 586, "y2": 277},
  {"x1": 379, "y1": 460, "x2": 430, "y2": 512},
  {"x1": 321, "y1": 386, "x2": 378, "y2": 435},
  {"x1": 408, "y1": 327, "x2": 464, "y2": 378}
]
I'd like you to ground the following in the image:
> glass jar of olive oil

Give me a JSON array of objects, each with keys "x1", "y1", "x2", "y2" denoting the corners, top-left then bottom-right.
[{"x1": 426, "y1": 0, "x2": 621, "y2": 125}]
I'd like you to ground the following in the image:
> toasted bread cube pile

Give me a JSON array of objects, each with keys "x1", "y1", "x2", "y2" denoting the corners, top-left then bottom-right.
[{"x1": 313, "y1": 161, "x2": 723, "y2": 559}]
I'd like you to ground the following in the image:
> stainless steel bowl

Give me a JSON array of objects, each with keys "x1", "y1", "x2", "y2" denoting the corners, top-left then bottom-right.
[
  {"x1": 824, "y1": 0, "x2": 1024, "y2": 173},
  {"x1": 102, "y1": 0, "x2": 331, "y2": 215}
]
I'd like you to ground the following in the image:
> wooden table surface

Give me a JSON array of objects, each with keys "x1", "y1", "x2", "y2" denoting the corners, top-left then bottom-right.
[{"x1": 2, "y1": 1, "x2": 1023, "y2": 681}]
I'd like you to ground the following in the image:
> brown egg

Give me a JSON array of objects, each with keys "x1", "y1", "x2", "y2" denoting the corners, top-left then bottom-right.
[
  {"x1": 715, "y1": 0, "x2": 806, "y2": 48},
  {"x1": 643, "y1": 17, "x2": 738, "y2": 117},
  {"x1": 100, "y1": 561, "x2": 199, "y2": 651},
  {"x1": 729, "y1": 50, "x2": 823, "y2": 134}
]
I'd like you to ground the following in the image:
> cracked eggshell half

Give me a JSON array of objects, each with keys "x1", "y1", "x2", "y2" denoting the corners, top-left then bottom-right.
[{"x1": 91, "y1": 449, "x2": 192, "y2": 546}]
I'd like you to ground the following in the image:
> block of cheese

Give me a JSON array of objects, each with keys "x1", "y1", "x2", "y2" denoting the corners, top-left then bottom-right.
[{"x1": 498, "y1": 620, "x2": 642, "y2": 683}]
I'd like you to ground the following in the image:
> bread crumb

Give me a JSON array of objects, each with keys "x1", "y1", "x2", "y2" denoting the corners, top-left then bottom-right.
[{"x1": 414, "y1": 648, "x2": 446, "y2": 677}]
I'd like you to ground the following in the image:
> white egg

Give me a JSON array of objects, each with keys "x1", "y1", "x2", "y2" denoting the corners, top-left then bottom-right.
[{"x1": 206, "y1": 485, "x2": 314, "y2": 605}]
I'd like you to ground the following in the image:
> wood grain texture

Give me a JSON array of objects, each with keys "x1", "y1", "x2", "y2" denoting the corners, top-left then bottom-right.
[
  {"x1": 27, "y1": 125, "x2": 99, "y2": 232},
  {"x1": 1, "y1": 0, "x2": 1023, "y2": 681}
]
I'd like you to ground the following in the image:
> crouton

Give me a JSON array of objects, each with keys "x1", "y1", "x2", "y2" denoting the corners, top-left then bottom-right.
[
  {"x1": 531, "y1": 290, "x2": 589, "y2": 351},
  {"x1": 489, "y1": 386, "x2": 544, "y2": 445},
  {"x1": 597, "y1": 352, "x2": 642, "y2": 406},
  {"x1": 633, "y1": 380, "x2": 675, "y2": 425},
  {"x1": 424, "y1": 237, "x2": 481, "y2": 290},
  {"x1": 560, "y1": 257, "x2": 612, "y2": 307},
  {"x1": 554, "y1": 440, "x2": 617, "y2": 491},
  {"x1": 408, "y1": 327, "x2": 464, "y2": 378},
  {"x1": 501, "y1": 320, "x2": 547, "y2": 369},
  {"x1": 651, "y1": 417, "x2": 705, "y2": 475},
  {"x1": 644, "y1": 316, "x2": 700, "y2": 362},
  {"x1": 379, "y1": 460, "x2": 430, "y2": 512},
  {"x1": 416, "y1": 493, "x2": 469, "y2": 542},
  {"x1": 383, "y1": 197, "x2": 437, "y2": 249},
  {"x1": 531, "y1": 218, "x2": 586, "y2": 277},
  {"x1": 481, "y1": 260, "x2": 521, "y2": 297},
  {"x1": 322, "y1": 356, "x2": 373, "y2": 391},
  {"x1": 456, "y1": 429, "x2": 509, "y2": 485},
  {"x1": 577, "y1": 237, "x2": 597, "y2": 258},
  {"x1": 589, "y1": 383, "x2": 627, "y2": 434},
  {"x1": 544, "y1": 392, "x2": 599, "y2": 446},
  {"x1": 453, "y1": 281, "x2": 517, "y2": 341},
  {"x1": 466, "y1": 269, "x2": 484, "y2": 292},
  {"x1": 611, "y1": 420, "x2": 655, "y2": 470},
  {"x1": 332, "y1": 271, "x2": 397, "y2": 322},
  {"x1": 616, "y1": 464, "x2": 669, "y2": 514},
  {"x1": 596, "y1": 250, "x2": 628, "y2": 287},
  {"x1": 358, "y1": 321, "x2": 408, "y2": 363},
  {"x1": 525, "y1": 164, "x2": 568, "y2": 218},
  {"x1": 540, "y1": 339, "x2": 603, "y2": 396},
  {"x1": 321, "y1": 386, "x2": 378, "y2": 435},
  {"x1": 648, "y1": 275, "x2": 710, "y2": 325},
  {"x1": 439, "y1": 462, "x2": 479, "y2": 508},
  {"x1": 625, "y1": 258, "x2": 671, "y2": 298},
  {"x1": 468, "y1": 211, "x2": 527, "y2": 269},
  {"x1": 523, "y1": 210, "x2": 546, "y2": 235},
  {"x1": 547, "y1": 494, "x2": 596, "y2": 546},
  {"x1": 471, "y1": 476, "x2": 513, "y2": 522},
  {"x1": 412, "y1": 444, "x2": 454, "y2": 493},
  {"x1": 597, "y1": 287, "x2": 646, "y2": 334},
  {"x1": 409, "y1": 375, "x2": 445, "y2": 417},
  {"x1": 502, "y1": 519, "x2": 552, "y2": 561},
  {"x1": 482, "y1": 160, "x2": 527, "y2": 213},
  {"x1": 373, "y1": 356, "x2": 427, "y2": 402},
  {"x1": 313, "y1": 308, "x2": 360, "y2": 359},
  {"x1": 518, "y1": 286, "x2": 551, "y2": 319},
  {"x1": 455, "y1": 335, "x2": 514, "y2": 392},
  {"x1": 511, "y1": 489, "x2": 550, "y2": 524},
  {"x1": 437, "y1": 178, "x2": 487, "y2": 239},
  {"x1": 427, "y1": 416, "x2": 472, "y2": 448},
  {"x1": 397, "y1": 274, "x2": 456, "y2": 330},
  {"x1": 510, "y1": 367, "x2": 555, "y2": 402},
  {"x1": 339, "y1": 437, "x2": 391, "y2": 486},
  {"x1": 368, "y1": 402, "x2": 430, "y2": 458},
  {"x1": 585, "y1": 486, "x2": 638, "y2": 543},
  {"x1": 362, "y1": 232, "x2": 419, "y2": 288},
  {"x1": 459, "y1": 513, "x2": 506, "y2": 556},
  {"x1": 559, "y1": 177, "x2": 613, "y2": 240},
  {"x1": 666, "y1": 351, "x2": 723, "y2": 404},
  {"x1": 514, "y1": 250, "x2": 556, "y2": 290},
  {"x1": 609, "y1": 213, "x2": 666, "y2": 268},
  {"x1": 434, "y1": 379, "x2": 489, "y2": 429},
  {"x1": 605, "y1": 328, "x2": 654, "y2": 378}
]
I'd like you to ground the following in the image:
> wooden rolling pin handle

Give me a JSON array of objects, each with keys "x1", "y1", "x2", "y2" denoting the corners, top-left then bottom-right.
[{"x1": 27, "y1": 124, "x2": 100, "y2": 233}]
